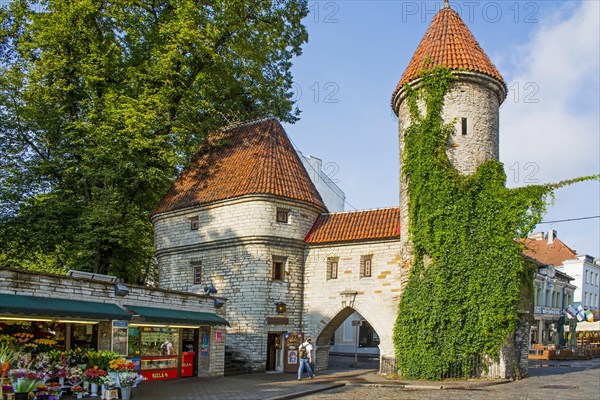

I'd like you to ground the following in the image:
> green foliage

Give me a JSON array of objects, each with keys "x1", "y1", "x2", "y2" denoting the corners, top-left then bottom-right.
[
  {"x1": 0, "y1": 0, "x2": 309, "y2": 282},
  {"x1": 393, "y1": 66, "x2": 599, "y2": 379}
]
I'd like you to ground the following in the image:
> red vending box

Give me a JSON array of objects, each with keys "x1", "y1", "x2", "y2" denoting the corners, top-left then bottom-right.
[{"x1": 181, "y1": 352, "x2": 195, "y2": 377}]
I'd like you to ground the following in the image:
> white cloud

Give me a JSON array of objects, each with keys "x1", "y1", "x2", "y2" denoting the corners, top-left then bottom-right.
[{"x1": 500, "y1": 0, "x2": 600, "y2": 185}]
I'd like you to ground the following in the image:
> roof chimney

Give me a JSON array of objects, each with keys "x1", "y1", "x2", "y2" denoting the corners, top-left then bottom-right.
[{"x1": 547, "y1": 229, "x2": 557, "y2": 244}]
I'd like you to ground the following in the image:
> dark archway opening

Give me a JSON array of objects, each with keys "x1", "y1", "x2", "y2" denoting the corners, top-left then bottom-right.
[{"x1": 314, "y1": 307, "x2": 380, "y2": 372}]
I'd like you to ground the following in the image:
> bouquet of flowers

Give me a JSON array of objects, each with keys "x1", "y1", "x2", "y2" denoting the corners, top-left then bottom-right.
[
  {"x1": 52, "y1": 355, "x2": 70, "y2": 379},
  {"x1": 84, "y1": 367, "x2": 107, "y2": 385},
  {"x1": 0, "y1": 342, "x2": 13, "y2": 377},
  {"x1": 108, "y1": 359, "x2": 136, "y2": 373},
  {"x1": 68, "y1": 367, "x2": 83, "y2": 386},
  {"x1": 46, "y1": 382, "x2": 62, "y2": 396},
  {"x1": 71, "y1": 385, "x2": 87, "y2": 394},
  {"x1": 100, "y1": 375, "x2": 116, "y2": 389},
  {"x1": 116, "y1": 372, "x2": 139, "y2": 388},
  {"x1": 9, "y1": 369, "x2": 46, "y2": 393}
]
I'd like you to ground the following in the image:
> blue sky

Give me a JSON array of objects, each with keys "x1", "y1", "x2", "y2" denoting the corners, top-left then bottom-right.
[{"x1": 283, "y1": 0, "x2": 600, "y2": 257}]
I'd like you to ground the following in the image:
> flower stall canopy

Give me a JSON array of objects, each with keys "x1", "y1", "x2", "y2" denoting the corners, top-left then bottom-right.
[
  {"x1": 125, "y1": 305, "x2": 229, "y2": 326},
  {"x1": 0, "y1": 293, "x2": 131, "y2": 320}
]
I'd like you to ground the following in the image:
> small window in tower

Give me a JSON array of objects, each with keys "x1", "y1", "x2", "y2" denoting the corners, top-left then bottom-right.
[
  {"x1": 272, "y1": 261, "x2": 285, "y2": 281},
  {"x1": 189, "y1": 216, "x2": 199, "y2": 230},
  {"x1": 276, "y1": 208, "x2": 289, "y2": 223},
  {"x1": 327, "y1": 257, "x2": 339, "y2": 280},
  {"x1": 461, "y1": 117, "x2": 468, "y2": 135},
  {"x1": 190, "y1": 260, "x2": 202, "y2": 284}
]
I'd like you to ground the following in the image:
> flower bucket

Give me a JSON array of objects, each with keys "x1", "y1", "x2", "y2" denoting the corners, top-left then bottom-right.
[
  {"x1": 90, "y1": 382, "x2": 98, "y2": 397},
  {"x1": 14, "y1": 393, "x2": 29, "y2": 400},
  {"x1": 58, "y1": 377, "x2": 65, "y2": 387},
  {"x1": 120, "y1": 387, "x2": 132, "y2": 400}
]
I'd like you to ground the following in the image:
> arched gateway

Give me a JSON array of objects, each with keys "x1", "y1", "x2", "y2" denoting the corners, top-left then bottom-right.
[{"x1": 303, "y1": 209, "x2": 403, "y2": 371}]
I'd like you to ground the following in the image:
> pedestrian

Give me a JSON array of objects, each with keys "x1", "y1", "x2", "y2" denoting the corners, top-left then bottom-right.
[{"x1": 297, "y1": 336, "x2": 314, "y2": 380}]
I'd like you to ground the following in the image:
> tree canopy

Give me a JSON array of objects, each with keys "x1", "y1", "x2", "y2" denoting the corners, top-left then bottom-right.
[{"x1": 0, "y1": 0, "x2": 309, "y2": 283}]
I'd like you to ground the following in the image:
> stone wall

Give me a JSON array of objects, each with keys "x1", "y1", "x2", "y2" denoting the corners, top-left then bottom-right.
[
  {"x1": 303, "y1": 239, "x2": 402, "y2": 370},
  {"x1": 0, "y1": 267, "x2": 227, "y2": 377},
  {"x1": 153, "y1": 195, "x2": 322, "y2": 371}
]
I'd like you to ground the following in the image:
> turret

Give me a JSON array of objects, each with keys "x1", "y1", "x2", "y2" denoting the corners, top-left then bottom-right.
[{"x1": 393, "y1": 1, "x2": 507, "y2": 265}]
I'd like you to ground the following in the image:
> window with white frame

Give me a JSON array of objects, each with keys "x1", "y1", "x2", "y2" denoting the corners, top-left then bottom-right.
[
  {"x1": 190, "y1": 260, "x2": 202, "y2": 284},
  {"x1": 361, "y1": 255, "x2": 373, "y2": 278}
]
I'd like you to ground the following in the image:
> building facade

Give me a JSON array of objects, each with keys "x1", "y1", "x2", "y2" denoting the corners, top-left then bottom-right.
[
  {"x1": 525, "y1": 229, "x2": 600, "y2": 315},
  {"x1": 152, "y1": 3, "x2": 534, "y2": 379}
]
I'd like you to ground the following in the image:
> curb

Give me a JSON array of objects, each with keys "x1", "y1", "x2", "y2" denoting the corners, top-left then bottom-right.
[
  {"x1": 344, "y1": 378, "x2": 511, "y2": 390},
  {"x1": 267, "y1": 383, "x2": 346, "y2": 400}
]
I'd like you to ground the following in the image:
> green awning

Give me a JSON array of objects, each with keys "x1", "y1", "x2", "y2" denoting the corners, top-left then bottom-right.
[
  {"x1": 125, "y1": 304, "x2": 229, "y2": 326},
  {"x1": 0, "y1": 293, "x2": 131, "y2": 320}
]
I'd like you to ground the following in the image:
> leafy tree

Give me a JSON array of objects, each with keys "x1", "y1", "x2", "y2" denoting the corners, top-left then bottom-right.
[{"x1": 0, "y1": 0, "x2": 308, "y2": 283}]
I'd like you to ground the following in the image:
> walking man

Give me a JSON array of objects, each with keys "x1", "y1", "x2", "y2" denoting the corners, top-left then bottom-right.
[{"x1": 297, "y1": 336, "x2": 314, "y2": 380}]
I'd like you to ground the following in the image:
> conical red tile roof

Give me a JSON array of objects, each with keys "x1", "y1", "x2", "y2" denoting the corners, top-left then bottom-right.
[
  {"x1": 154, "y1": 118, "x2": 326, "y2": 215},
  {"x1": 392, "y1": 6, "x2": 505, "y2": 102}
]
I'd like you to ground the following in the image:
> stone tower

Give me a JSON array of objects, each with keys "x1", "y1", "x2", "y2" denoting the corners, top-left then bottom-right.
[
  {"x1": 391, "y1": 2, "x2": 507, "y2": 266},
  {"x1": 152, "y1": 118, "x2": 326, "y2": 372}
]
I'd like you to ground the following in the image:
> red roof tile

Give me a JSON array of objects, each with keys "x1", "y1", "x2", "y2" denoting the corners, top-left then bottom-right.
[
  {"x1": 392, "y1": 6, "x2": 505, "y2": 103},
  {"x1": 523, "y1": 237, "x2": 577, "y2": 266},
  {"x1": 304, "y1": 207, "x2": 400, "y2": 244},
  {"x1": 154, "y1": 118, "x2": 326, "y2": 215}
]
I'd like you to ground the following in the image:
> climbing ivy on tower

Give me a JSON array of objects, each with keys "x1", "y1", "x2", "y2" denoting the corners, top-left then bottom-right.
[{"x1": 393, "y1": 66, "x2": 597, "y2": 380}]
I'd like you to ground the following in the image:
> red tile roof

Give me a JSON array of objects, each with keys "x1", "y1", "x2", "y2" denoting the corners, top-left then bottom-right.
[
  {"x1": 154, "y1": 118, "x2": 326, "y2": 215},
  {"x1": 392, "y1": 6, "x2": 506, "y2": 103},
  {"x1": 304, "y1": 207, "x2": 400, "y2": 244},
  {"x1": 523, "y1": 237, "x2": 577, "y2": 266}
]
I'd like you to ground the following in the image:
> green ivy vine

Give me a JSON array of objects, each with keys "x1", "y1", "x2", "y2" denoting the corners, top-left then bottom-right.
[{"x1": 393, "y1": 66, "x2": 598, "y2": 380}]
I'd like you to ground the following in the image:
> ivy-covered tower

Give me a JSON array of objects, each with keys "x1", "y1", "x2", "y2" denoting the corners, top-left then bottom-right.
[{"x1": 392, "y1": 1, "x2": 507, "y2": 267}]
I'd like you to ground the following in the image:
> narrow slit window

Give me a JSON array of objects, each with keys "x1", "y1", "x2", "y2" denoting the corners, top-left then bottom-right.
[
  {"x1": 461, "y1": 117, "x2": 468, "y2": 135},
  {"x1": 328, "y1": 257, "x2": 339, "y2": 280},
  {"x1": 272, "y1": 261, "x2": 285, "y2": 281},
  {"x1": 189, "y1": 216, "x2": 199, "y2": 230}
]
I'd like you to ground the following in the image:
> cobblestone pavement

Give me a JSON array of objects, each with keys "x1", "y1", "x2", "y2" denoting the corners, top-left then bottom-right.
[
  {"x1": 304, "y1": 359, "x2": 600, "y2": 400},
  {"x1": 62, "y1": 357, "x2": 597, "y2": 400}
]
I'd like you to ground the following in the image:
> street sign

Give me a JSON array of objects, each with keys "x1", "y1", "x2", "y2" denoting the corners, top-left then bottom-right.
[{"x1": 352, "y1": 320, "x2": 361, "y2": 326}]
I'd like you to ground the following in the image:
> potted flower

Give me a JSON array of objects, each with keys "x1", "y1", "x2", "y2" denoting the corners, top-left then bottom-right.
[
  {"x1": 116, "y1": 373, "x2": 138, "y2": 400},
  {"x1": 46, "y1": 382, "x2": 62, "y2": 399},
  {"x1": 1, "y1": 342, "x2": 14, "y2": 399},
  {"x1": 2, "y1": 384, "x2": 14, "y2": 400},
  {"x1": 98, "y1": 375, "x2": 115, "y2": 398},
  {"x1": 70, "y1": 385, "x2": 87, "y2": 400},
  {"x1": 84, "y1": 367, "x2": 107, "y2": 397},
  {"x1": 9, "y1": 369, "x2": 45, "y2": 400},
  {"x1": 68, "y1": 367, "x2": 83, "y2": 387},
  {"x1": 51, "y1": 356, "x2": 70, "y2": 386}
]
